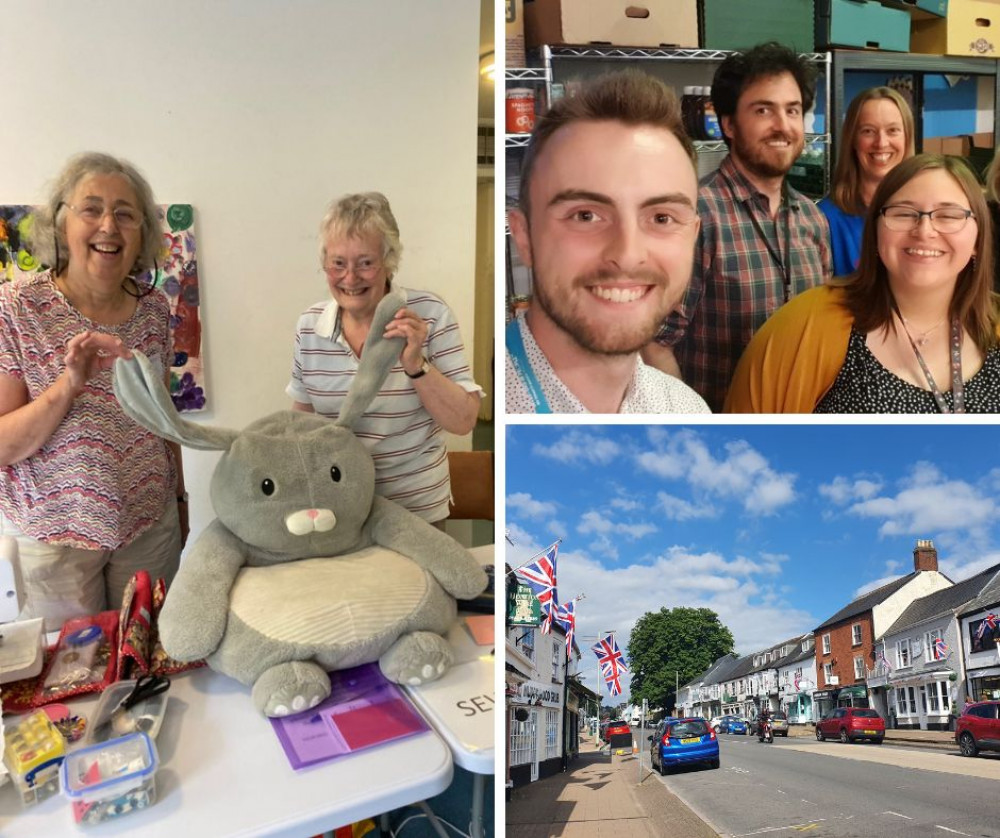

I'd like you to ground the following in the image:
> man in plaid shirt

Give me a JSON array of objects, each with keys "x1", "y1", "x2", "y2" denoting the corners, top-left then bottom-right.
[{"x1": 646, "y1": 42, "x2": 832, "y2": 412}]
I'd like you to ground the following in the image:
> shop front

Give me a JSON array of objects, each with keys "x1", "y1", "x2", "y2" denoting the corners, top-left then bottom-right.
[
  {"x1": 887, "y1": 671, "x2": 956, "y2": 730},
  {"x1": 507, "y1": 679, "x2": 563, "y2": 788},
  {"x1": 967, "y1": 666, "x2": 1000, "y2": 703}
]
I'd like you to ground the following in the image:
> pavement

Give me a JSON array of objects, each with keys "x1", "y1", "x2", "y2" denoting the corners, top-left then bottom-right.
[{"x1": 506, "y1": 725, "x2": 960, "y2": 838}]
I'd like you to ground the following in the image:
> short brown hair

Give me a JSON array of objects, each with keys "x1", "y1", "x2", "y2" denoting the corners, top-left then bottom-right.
[
  {"x1": 839, "y1": 154, "x2": 997, "y2": 352},
  {"x1": 829, "y1": 87, "x2": 915, "y2": 214},
  {"x1": 517, "y1": 70, "x2": 695, "y2": 218}
]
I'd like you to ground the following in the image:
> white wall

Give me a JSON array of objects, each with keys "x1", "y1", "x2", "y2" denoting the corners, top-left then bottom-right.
[{"x1": 2, "y1": 0, "x2": 481, "y2": 541}]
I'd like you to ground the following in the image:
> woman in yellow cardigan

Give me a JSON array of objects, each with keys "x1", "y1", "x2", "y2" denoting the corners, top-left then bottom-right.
[{"x1": 725, "y1": 154, "x2": 1000, "y2": 414}]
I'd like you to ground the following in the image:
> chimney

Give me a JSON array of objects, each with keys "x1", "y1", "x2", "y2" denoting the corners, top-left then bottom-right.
[{"x1": 914, "y1": 539, "x2": 938, "y2": 572}]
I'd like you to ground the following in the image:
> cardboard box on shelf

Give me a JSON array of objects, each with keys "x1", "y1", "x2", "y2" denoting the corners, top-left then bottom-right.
[
  {"x1": 911, "y1": 0, "x2": 998, "y2": 56},
  {"x1": 972, "y1": 132, "x2": 994, "y2": 148},
  {"x1": 881, "y1": 0, "x2": 948, "y2": 19},
  {"x1": 701, "y1": 0, "x2": 814, "y2": 51},
  {"x1": 524, "y1": 0, "x2": 697, "y2": 49},
  {"x1": 816, "y1": 0, "x2": 911, "y2": 52},
  {"x1": 923, "y1": 135, "x2": 971, "y2": 155},
  {"x1": 507, "y1": 0, "x2": 525, "y2": 67}
]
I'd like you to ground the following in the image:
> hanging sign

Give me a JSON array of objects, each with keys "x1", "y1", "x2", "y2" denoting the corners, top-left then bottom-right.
[{"x1": 508, "y1": 579, "x2": 542, "y2": 626}]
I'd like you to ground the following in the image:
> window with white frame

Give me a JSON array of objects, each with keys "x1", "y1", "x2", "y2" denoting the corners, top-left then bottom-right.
[
  {"x1": 510, "y1": 707, "x2": 536, "y2": 765},
  {"x1": 546, "y1": 710, "x2": 558, "y2": 758},
  {"x1": 924, "y1": 628, "x2": 945, "y2": 663},
  {"x1": 896, "y1": 638, "x2": 912, "y2": 669},
  {"x1": 896, "y1": 686, "x2": 916, "y2": 716},
  {"x1": 822, "y1": 634, "x2": 831, "y2": 655},
  {"x1": 517, "y1": 628, "x2": 536, "y2": 662},
  {"x1": 852, "y1": 624, "x2": 863, "y2": 646},
  {"x1": 551, "y1": 638, "x2": 561, "y2": 681},
  {"x1": 823, "y1": 662, "x2": 834, "y2": 683},
  {"x1": 853, "y1": 656, "x2": 865, "y2": 680}
]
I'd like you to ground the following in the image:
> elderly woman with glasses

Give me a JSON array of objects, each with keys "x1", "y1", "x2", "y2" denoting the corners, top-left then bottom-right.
[
  {"x1": 0, "y1": 152, "x2": 185, "y2": 630},
  {"x1": 725, "y1": 154, "x2": 1000, "y2": 413},
  {"x1": 287, "y1": 192, "x2": 482, "y2": 525}
]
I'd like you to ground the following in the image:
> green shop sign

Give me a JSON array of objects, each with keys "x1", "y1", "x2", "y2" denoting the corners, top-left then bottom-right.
[{"x1": 508, "y1": 580, "x2": 542, "y2": 626}]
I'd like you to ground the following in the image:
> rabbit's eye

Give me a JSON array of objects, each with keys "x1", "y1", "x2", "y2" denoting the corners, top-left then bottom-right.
[
  {"x1": 330, "y1": 466, "x2": 342, "y2": 483},
  {"x1": 261, "y1": 478, "x2": 275, "y2": 496}
]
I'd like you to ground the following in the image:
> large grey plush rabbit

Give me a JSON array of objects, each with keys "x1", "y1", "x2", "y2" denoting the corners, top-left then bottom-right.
[{"x1": 112, "y1": 289, "x2": 487, "y2": 716}]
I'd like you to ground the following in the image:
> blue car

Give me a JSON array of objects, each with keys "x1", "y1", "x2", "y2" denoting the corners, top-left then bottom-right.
[
  {"x1": 723, "y1": 717, "x2": 748, "y2": 735},
  {"x1": 649, "y1": 717, "x2": 720, "y2": 774}
]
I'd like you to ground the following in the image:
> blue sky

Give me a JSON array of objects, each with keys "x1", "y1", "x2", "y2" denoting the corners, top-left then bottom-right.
[{"x1": 505, "y1": 424, "x2": 1000, "y2": 703}]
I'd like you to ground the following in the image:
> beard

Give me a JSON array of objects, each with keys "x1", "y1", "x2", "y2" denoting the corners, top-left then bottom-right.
[
  {"x1": 730, "y1": 130, "x2": 805, "y2": 180},
  {"x1": 533, "y1": 266, "x2": 678, "y2": 356}
]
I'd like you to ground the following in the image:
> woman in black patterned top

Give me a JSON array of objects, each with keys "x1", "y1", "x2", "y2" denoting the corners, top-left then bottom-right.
[{"x1": 727, "y1": 155, "x2": 1000, "y2": 413}]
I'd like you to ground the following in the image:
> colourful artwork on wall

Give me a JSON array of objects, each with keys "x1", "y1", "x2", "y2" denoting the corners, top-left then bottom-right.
[{"x1": 0, "y1": 203, "x2": 206, "y2": 412}]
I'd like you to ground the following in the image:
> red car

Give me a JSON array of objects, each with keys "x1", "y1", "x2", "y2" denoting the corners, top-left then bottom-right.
[
  {"x1": 815, "y1": 707, "x2": 885, "y2": 744},
  {"x1": 956, "y1": 700, "x2": 1000, "y2": 757}
]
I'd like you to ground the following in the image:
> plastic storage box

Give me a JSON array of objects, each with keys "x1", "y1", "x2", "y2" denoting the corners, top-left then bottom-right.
[
  {"x1": 87, "y1": 677, "x2": 169, "y2": 744},
  {"x1": 60, "y1": 731, "x2": 159, "y2": 826},
  {"x1": 2, "y1": 709, "x2": 66, "y2": 806}
]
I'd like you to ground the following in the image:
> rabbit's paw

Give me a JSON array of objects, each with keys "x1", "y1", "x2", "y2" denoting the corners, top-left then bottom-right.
[
  {"x1": 379, "y1": 631, "x2": 453, "y2": 686},
  {"x1": 252, "y1": 661, "x2": 331, "y2": 717}
]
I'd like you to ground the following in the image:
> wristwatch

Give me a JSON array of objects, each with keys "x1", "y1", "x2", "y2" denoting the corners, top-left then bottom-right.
[{"x1": 405, "y1": 357, "x2": 430, "y2": 380}]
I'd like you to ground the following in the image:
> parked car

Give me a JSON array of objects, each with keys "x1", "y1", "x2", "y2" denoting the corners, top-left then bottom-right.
[
  {"x1": 956, "y1": 700, "x2": 1000, "y2": 757},
  {"x1": 770, "y1": 710, "x2": 789, "y2": 737},
  {"x1": 649, "y1": 717, "x2": 720, "y2": 774},
  {"x1": 722, "y1": 717, "x2": 748, "y2": 735},
  {"x1": 604, "y1": 719, "x2": 630, "y2": 740},
  {"x1": 709, "y1": 715, "x2": 728, "y2": 732},
  {"x1": 815, "y1": 707, "x2": 885, "y2": 744}
]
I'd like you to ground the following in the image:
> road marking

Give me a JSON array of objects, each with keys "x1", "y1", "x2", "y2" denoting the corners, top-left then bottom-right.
[
  {"x1": 733, "y1": 821, "x2": 827, "y2": 836},
  {"x1": 935, "y1": 827, "x2": 971, "y2": 836},
  {"x1": 884, "y1": 811, "x2": 913, "y2": 819},
  {"x1": 795, "y1": 826, "x2": 820, "y2": 832}
]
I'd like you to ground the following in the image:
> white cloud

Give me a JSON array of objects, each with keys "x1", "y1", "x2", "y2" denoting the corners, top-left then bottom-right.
[
  {"x1": 657, "y1": 492, "x2": 716, "y2": 521},
  {"x1": 549, "y1": 520, "x2": 568, "y2": 540},
  {"x1": 636, "y1": 430, "x2": 797, "y2": 516},
  {"x1": 578, "y1": 510, "x2": 657, "y2": 541},
  {"x1": 532, "y1": 431, "x2": 622, "y2": 465},
  {"x1": 557, "y1": 544, "x2": 816, "y2": 701},
  {"x1": 847, "y1": 478, "x2": 996, "y2": 537},
  {"x1": 819, "y1": 475, "x2": 884, "y2": 505},
  {"x1": 611, "y1": 497, "x2": 640, "y2": 511},
  {"x1": 507, "y1": 492, "x2": 558, "y2": 519}
]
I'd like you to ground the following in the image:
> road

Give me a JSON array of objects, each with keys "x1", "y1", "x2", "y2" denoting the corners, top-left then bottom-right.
[{"x1": 644, "y1": 729, "x2": 1000, "y2": 837}]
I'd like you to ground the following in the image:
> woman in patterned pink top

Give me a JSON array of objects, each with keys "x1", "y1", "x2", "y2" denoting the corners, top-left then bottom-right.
[{"x1": 0, "y1": 153, "x2": 186, "y2": 631}]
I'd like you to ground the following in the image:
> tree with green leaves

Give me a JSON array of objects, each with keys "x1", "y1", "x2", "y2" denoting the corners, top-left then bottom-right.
[{"x1": 627, "y1": 607, "x2": 734, "y2": 713}]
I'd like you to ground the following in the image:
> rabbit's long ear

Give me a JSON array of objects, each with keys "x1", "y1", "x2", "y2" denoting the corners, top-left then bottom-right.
[
  {"x1": 335, "y1": 287, "x2": 407, "y2": 429},
  {"x1": 113, "y1": 352, "x2": 238, "y2": 451}
]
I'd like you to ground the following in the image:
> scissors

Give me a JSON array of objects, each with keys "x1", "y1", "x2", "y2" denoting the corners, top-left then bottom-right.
[{"x1": 93, "y1": 674, "x2": 171, "y2": 741}]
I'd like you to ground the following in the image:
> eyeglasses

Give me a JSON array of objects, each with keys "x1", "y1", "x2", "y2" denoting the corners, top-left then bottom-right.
[
  {"x1": 323, "y1": 257, "x2": 383, "y2": 279},
  {"x1": 62, "y1": 201, "x2": 143, "y2": 230},
  {"x1": 879, "y1": 205, "x2": 976, "y2": 234}
]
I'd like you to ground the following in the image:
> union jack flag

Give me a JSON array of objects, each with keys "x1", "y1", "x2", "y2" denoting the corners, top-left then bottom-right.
[
  {"x1": 976, "y1": 613, "x2": 998, "y2": 641},
  {"x1": 555, "y1": 601, "x2": 576, "y2": 654},
  {"x1": 933, "y1": 637, "x2": 949, "y2": 660},
  {"x1": 592, "y1": 634, "x2": 628, "y2": 697},
  {"x1": 515, "y1": 543, "x2": 559, "y2": 634}
]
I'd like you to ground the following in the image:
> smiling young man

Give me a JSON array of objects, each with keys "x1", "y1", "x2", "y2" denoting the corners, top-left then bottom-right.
[
  {"x1": 505, "y1": 71, "x2": 710, "y2": 414},
  {"x1": 644, "y1": 42, "x2": 832, "y2": 413}
]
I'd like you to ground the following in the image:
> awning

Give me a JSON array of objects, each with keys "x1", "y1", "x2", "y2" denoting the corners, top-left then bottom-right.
[
  {"x1": 889, "y1": 669, "x2": 955, "y2": 688},
  {"x1": 838, "y1": 685, "x2": 868, "y2": 698}
]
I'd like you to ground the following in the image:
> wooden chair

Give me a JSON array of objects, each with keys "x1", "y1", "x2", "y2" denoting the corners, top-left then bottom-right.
[{"x1": 447, "y1": 450, "x2": 494, "y2": 521}]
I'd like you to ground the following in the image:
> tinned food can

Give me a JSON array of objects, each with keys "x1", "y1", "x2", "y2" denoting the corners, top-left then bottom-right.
[{"x1": 506, "y1": 88, "x2": 535, "y2": 134}]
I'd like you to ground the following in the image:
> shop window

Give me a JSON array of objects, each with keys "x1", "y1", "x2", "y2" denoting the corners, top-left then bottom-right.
[
  {"x1": 852, "y1": 624, "x2": 862, "y2": 646},
  {"x1": 546, "y1": 710, "x2": 558, "y2": 759}
]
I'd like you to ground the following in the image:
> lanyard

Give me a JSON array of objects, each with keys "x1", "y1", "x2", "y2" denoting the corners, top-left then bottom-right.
[
  {"x1": 897, "y1": 313, "x2": 965, "y2": 414},
  {"x1": 727, "y1": 176, "x2": 793, "y2": 302},
  {"x1": 506, "y1": 317, "x2": 552, "y2": 414}
]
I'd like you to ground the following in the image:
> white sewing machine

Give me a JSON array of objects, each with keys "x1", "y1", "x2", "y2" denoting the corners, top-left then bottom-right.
[{"x1": 0, "y1": 535, "x2": 44, "y2": 685}]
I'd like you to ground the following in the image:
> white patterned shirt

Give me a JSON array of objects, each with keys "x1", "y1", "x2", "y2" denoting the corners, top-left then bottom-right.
[
  {"x1": 505, "y1": 316, "x2": 710, "y2": 414},
  {"x1": 287, "y1": 287, "x2": 483, "y2": 522}
]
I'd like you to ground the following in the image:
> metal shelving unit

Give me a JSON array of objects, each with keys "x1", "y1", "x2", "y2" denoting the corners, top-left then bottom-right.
[{"x1": 830, "y1": 49, "x2": 1000, "y2": 154}]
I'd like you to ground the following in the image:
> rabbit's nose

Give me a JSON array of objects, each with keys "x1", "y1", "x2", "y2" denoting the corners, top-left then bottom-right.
[{"x1": 285, "y1": 508, "x2": 337, "y2": 535}]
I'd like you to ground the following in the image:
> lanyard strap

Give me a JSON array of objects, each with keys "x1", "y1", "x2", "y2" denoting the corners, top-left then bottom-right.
[
  {"x1": 726, "y1": 176, "x2": 793, "y2": 302},
  {"x1": 898, "y1": 314, "x2": 965, "y2": 414},
  {"x1": 506, "y1": 317, "x2": 552, "y2": 414}
]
